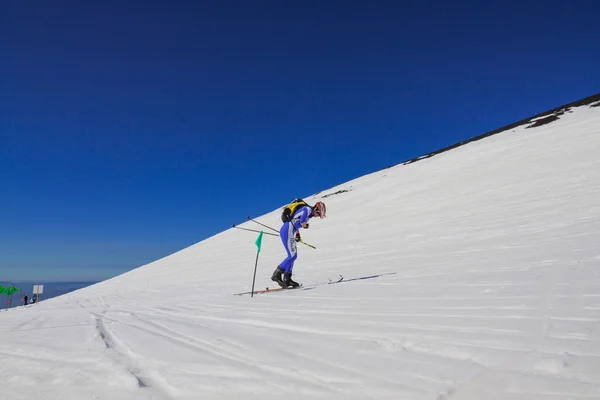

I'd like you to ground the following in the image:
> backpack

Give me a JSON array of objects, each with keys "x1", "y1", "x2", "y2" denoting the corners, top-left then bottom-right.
[{"x1": 281, "y1": 198, "x2": 309, "y2": 222}]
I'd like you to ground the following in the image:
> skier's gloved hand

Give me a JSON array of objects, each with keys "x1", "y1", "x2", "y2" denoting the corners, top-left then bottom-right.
[{"x1": 295, "y1": 232, "x2": 301, "y2": 242}]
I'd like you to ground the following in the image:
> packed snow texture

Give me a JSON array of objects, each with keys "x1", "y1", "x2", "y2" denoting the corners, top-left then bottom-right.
[{"x1": 2, "y1": 104, "x2": 600, "y2": 400}]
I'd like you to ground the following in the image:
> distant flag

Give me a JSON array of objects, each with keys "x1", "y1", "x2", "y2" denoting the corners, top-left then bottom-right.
[
  {"x1": 0, "y1": 285, "x2": 5, "y2": 294},
  {"x1": 6, "y1": 285, "x2": 19, "y2": 295},
  {"x1": 255, "y1": 231, "x2": 264, "y2": 253}
]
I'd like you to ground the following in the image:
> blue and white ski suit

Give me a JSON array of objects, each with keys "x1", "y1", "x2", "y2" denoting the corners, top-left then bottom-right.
[{"x1": 279, "y1": 205, "x2": 313, "y2": 274}]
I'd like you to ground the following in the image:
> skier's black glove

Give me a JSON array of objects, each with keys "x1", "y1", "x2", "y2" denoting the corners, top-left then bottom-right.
[{"x1": 295, "y1": 232, "x2": 301, "y2": 242}]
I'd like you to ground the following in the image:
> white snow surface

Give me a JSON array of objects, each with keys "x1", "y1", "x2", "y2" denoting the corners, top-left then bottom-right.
[{"x1": 2, "y1": 105, "x2": 600, "y2": 400}]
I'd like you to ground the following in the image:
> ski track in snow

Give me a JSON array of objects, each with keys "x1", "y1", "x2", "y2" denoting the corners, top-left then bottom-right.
[{"x1": 2, "y1": 104, "x2": 600, "y2": 399}]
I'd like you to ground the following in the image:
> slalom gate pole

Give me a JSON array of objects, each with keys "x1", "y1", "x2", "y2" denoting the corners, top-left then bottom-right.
[
  {"x1": 232, "y1": 224, "x2": 279, "y2": 236},
  {"x1": 251, "y1": 249, "x2": 260, "y2": 298}
]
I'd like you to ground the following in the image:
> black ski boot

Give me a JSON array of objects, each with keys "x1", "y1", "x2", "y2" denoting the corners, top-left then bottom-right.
[
  {"x1": 283, "y1": 272, "x2": 300, "y2": 288},
  {"x1": 271, "y1": 267, "x2": 286, "y2": 288}
]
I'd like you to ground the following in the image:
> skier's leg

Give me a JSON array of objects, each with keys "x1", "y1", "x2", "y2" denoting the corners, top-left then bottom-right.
[
  {"x1": 283, "y1": 255, "x2": 300, "y2": 288},
  {"x1": 273, "y1": 222, "x2": 296, "y2": 287},
  {"x1": 283, "y1": 221, "x2": 300, "y2": 287},
  {"x1": 279, "y1": 222, "x2": 299, "y2": 287},
  {"x1": 279, "y1": 222, "x2": 297, "y2": 272},
  {"x1": 271, "y1": 266, "x2": 285, "y2": 285},
  {"x1": 280, "y1": 256, "x2": 298, "y2": 286}
]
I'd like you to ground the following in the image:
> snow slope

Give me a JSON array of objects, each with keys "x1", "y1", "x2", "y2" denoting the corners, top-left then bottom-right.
[{"x1": 2, "y1": 103, "x2": 600, "y2": 400}]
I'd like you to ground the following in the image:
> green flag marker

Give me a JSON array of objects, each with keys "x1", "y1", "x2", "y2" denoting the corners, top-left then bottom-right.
[{"x1": 255, "y1": 231, "x2": 264, "y2": 253}]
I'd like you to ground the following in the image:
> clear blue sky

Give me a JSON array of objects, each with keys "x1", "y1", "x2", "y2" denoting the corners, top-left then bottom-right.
[{"x1": 1, "y1": 1, "x2": 599, "y2": 282}]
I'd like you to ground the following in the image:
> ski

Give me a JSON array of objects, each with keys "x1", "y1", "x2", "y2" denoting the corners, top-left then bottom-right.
[
  {"x1": 233, "y1": 275, "x2": 343, "y2": 296},
  {"x1": 233, "y1": 285, "x2": 301, "y2": 296}
]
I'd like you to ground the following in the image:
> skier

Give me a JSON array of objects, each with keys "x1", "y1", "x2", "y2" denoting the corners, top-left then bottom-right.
[{"x1": 271, "y1": 200, "x2": 327, "y2": 288}]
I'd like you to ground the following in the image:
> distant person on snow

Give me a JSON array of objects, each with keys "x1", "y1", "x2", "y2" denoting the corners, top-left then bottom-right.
[
  {"x1": 23, "y1": 294, "x2": 28, "y2": 306},
  {"x1": 271, "y1": 200, "x2": 327, "y2": 288}
]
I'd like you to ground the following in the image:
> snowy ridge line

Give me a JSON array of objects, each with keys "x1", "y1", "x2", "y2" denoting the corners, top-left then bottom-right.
[{"x1": 384, "y1": 91, "x2": 600, "y2": 169}]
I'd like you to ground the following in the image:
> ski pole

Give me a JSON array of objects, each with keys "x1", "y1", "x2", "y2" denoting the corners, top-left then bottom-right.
[
  {"x1": 247, "y1": 216, "x2": 317, "y2": 249},
  {"x1": 232, "y1": 225, "x2": 279, "y2": 237},
  {"x1": 246, "y1": 216, "x2": 279, "y2": 233},
  {"x1": 299, "y1": 240, "x2": 316, "y2": 249}
]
